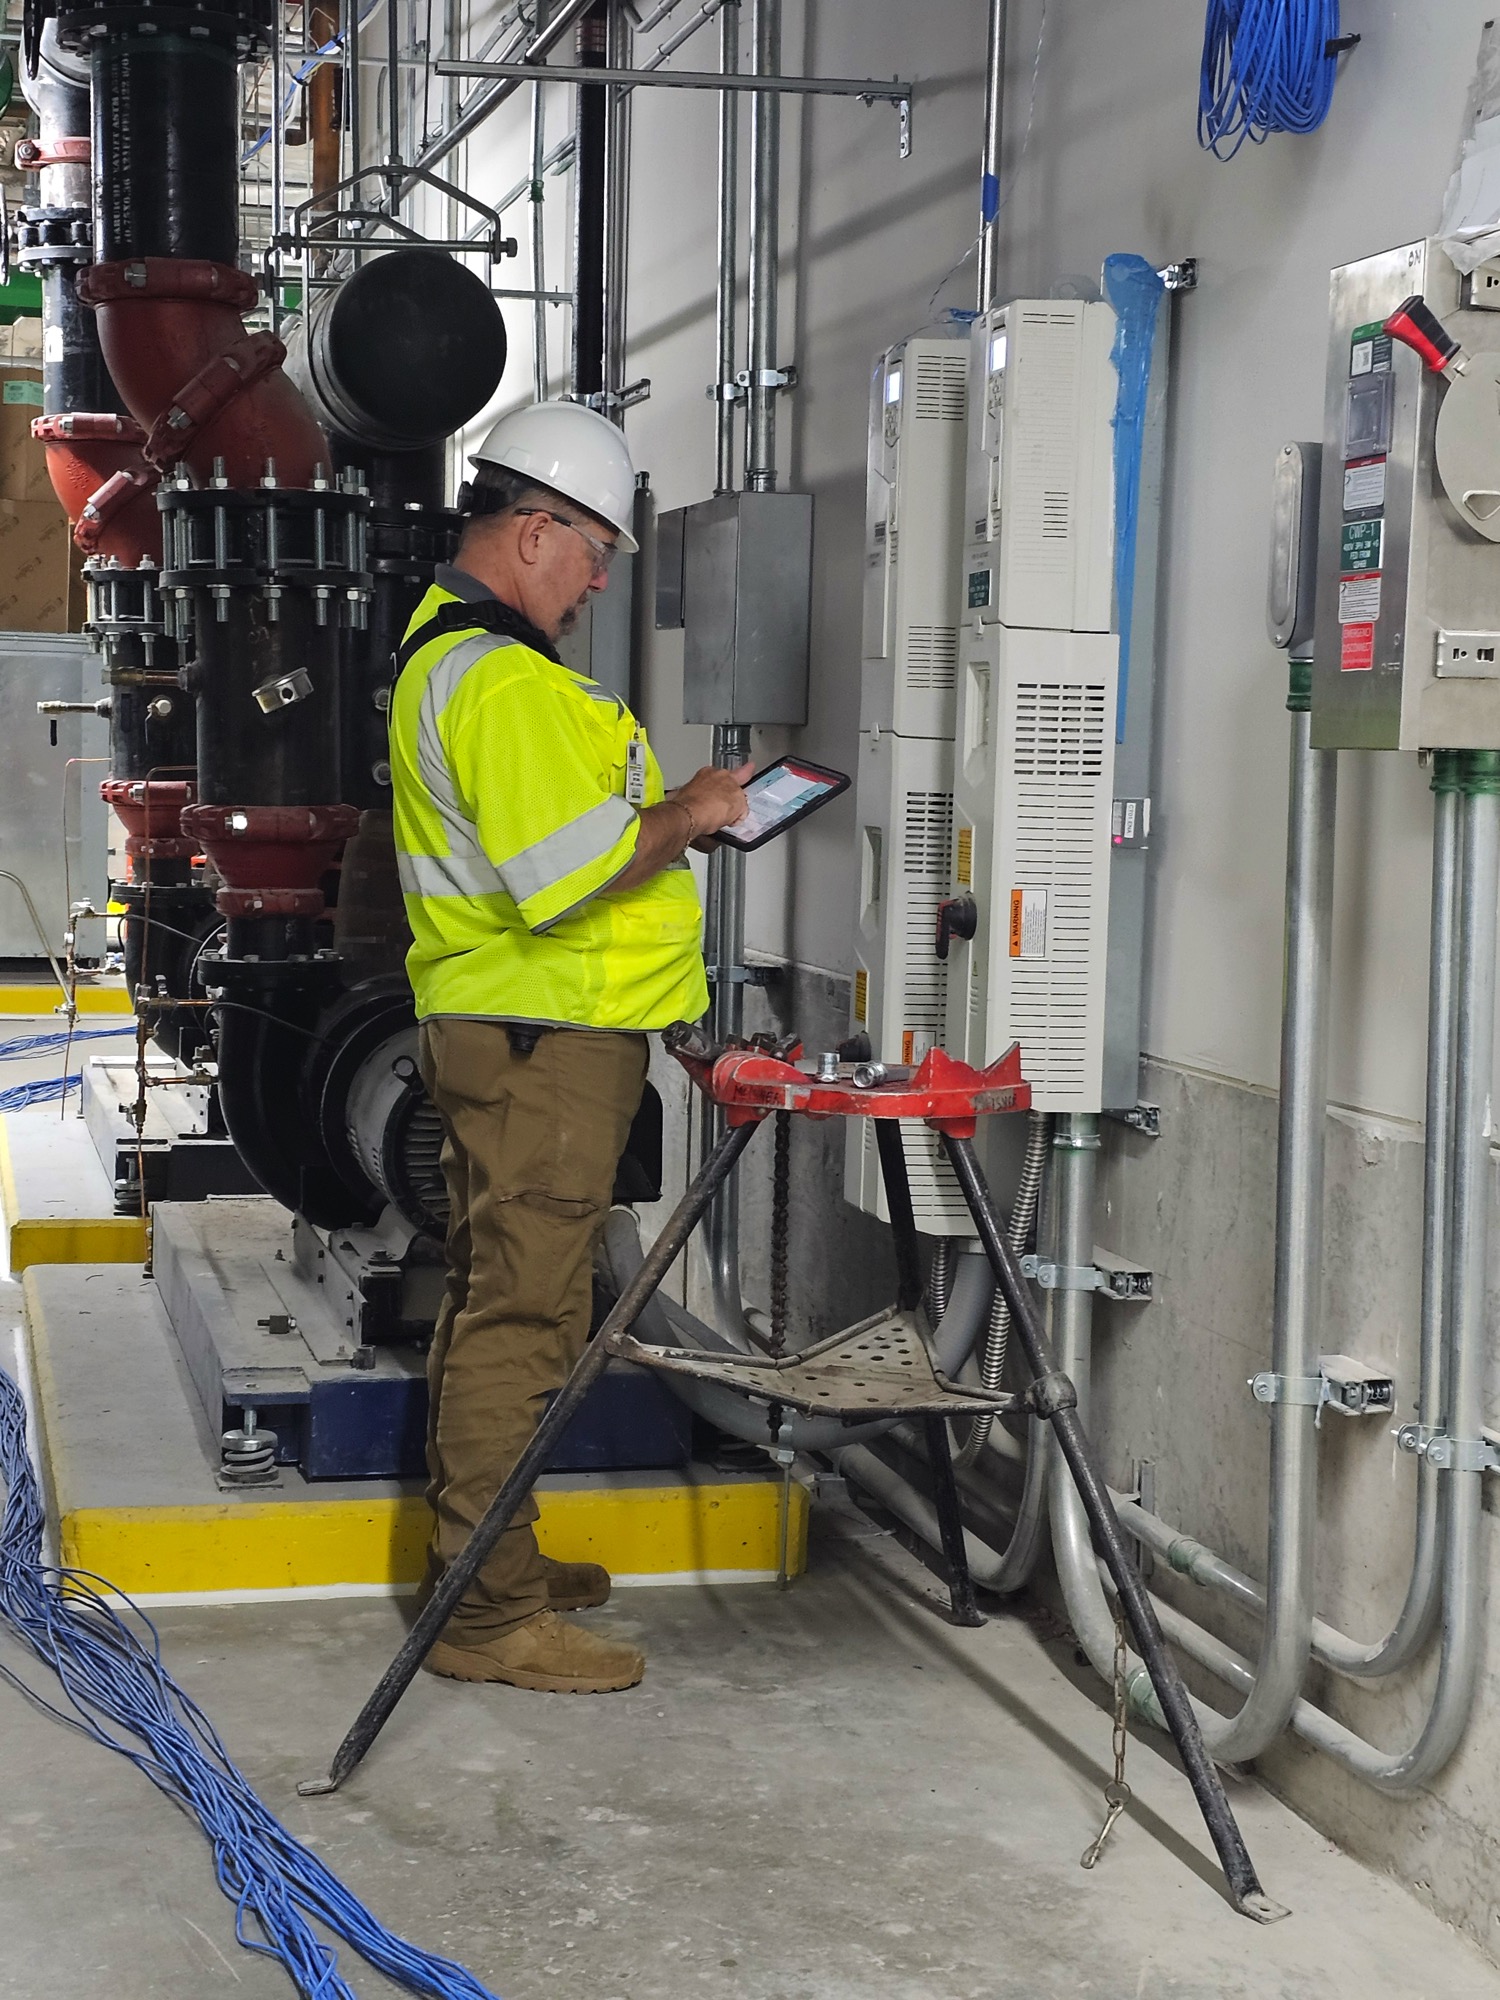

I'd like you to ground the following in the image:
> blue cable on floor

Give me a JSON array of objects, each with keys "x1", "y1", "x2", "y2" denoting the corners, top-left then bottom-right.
[
  {"x1": 0, "y1": 1364, "x2": 503, "y2": 2000},
  {"x1": 0, "y1": 1076, "x2": 83, "y2": 1113},
  {"x1": 0, "y1": 1026, "x2": 134, "y2": 1062}
]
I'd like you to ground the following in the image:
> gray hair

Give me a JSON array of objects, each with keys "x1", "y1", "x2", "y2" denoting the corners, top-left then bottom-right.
[{"x1": 462, "y1": 465, "x2": 557, "y2": 520}]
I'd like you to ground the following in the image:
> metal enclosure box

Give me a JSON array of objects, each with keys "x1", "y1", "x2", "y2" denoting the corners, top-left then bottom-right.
[
  {"x1": 860, "y1": 336, "x2": 969, "y2": 738},
  {"x1": 0, "y1": 633, "x2": 108, "y2": 956},
  {"x1": 680, "y1": 490, "x2": 812, "y2": 725},
  {"x1": 1312, "y1": 239, "x2": 1500, "y2": 749},
  {"x1": 844, "y1": 726, "x2": 973, "y2": 1232},
  {"x1": 945, "y1": 623, "x2": 1119, "y2": 1112},
  {"x1": 963, "y1": 299, "x2": 1115, "y2": 634}
]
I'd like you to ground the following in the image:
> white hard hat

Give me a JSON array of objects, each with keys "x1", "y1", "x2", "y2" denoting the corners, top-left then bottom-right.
[{"x1": 468, "y1": 400, "x2": 639, "y2": 553}]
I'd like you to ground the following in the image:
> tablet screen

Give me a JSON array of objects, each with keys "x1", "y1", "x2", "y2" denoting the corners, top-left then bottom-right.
[{"x1": 726, "y1": 760, "x2": 844, "y2": 847}]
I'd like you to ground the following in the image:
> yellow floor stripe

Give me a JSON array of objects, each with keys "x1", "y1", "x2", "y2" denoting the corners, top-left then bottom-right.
[
  {"x1": 0, "y1": 984, "x2": 132, "y2": 1015},
  {"x1": 59, "y1": 1481, "x2": 809, "y2": 1597}
]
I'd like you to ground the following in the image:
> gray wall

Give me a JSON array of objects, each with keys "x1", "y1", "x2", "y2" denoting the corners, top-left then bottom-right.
[{"x1": 458, "y1": 0, "x2": 1500, "y2": 1948}]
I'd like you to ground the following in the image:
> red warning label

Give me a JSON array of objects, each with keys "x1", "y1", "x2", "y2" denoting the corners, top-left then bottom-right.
[{"x1": 1340, "y1": 621, "x2": 1375, "y2": 672}]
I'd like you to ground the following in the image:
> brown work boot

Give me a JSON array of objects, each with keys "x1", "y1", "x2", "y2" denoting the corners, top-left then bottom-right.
[
  {"x1": 543, "y1": 1554, "x2": 611, "y2": 1610},
  {"x1": 424, "y1": 1610, "x2": 645, "y2": 1693}
]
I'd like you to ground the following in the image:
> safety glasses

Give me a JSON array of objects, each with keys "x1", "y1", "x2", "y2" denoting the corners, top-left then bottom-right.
[{"x1": 513, "y1": 507, "x2": 620, "y2": 576}]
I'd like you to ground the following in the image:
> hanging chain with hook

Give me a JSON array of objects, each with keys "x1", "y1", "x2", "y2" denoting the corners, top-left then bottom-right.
[{"x1": 1080, "y1": 1600, "x2": 1133, "y2": 1869}]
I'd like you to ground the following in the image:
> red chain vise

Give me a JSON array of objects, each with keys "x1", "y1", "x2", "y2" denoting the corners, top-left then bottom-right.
[{"x1": 663, "y1": 1024, "x2": 1030, "y2": 1137}]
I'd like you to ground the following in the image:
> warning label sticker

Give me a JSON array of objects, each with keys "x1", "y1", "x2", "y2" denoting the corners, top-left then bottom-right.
[
  {"x1": 1343, "y1": 457, "x2": 1387, "y2": 513},
  {"x1": 1338, "y1": 573, "x2": 1382, "y2": 625},
  {"x1": 1008, "y1": 887, "x2": 1047, "y2": 961},
  {"x1": 955, "y1": 825, "x2": 973, "y2": 888},
  {"x1": 1341, "y1": 621, "x2": 1376, "y2": 672},
  {"x1": 1340, "y1": 518, "x2": 1383, "y2": 575}
]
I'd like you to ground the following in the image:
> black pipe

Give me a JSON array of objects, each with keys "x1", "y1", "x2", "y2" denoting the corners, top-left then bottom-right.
[
  {"x1": 571, "y1": 2, "x2": 609, "y2": 400},
  {"x1": 941, "y1": 1133, "x2": 1284, "y2": 1922}
]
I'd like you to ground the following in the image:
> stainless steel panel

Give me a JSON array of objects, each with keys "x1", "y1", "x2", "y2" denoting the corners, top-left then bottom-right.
[
  {"x1": 0, "y1": 633, "x2": 108, "y2": 957},
  {"x1": 1312, "y1": 240, "x2": 1500, "y2": 750},
  {"x1": 681, "y1": 490, "x2": 812, "y2": 726}
]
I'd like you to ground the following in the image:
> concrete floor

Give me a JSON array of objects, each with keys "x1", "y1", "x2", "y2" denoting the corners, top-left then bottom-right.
[{"x1": 2, "y1": 1495, "x2": 1499, "y2": 2000}]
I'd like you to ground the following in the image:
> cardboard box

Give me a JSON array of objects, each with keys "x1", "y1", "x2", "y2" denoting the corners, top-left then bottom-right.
[
  {"x1": 0, "y1": 496, "x2": 78, "y2": 632},
  {"x1": 0, "y1": 374, "x2": 53, "y2": 505}
]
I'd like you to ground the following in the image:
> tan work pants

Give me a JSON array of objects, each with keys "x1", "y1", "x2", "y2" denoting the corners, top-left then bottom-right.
[{"x1": 418, "y1": 1017, "x2": 649, "y2": 1643}]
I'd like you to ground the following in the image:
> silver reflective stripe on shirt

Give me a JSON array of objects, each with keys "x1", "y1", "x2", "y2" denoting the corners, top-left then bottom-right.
[
  {"x1": 403, "y1": 627, "x2": 634, "y2": 908},
  {"x1": 500, "y1": 793, "x2": 636, "y2": 908},
  {"x1": 398, "y1": 850, "x2": 507, "y2": 898}
]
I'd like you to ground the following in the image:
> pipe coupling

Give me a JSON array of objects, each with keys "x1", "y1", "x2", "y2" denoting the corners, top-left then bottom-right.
[{"x1": 1024, "y1": 1369, "x2": 1079, "y2": 1419}]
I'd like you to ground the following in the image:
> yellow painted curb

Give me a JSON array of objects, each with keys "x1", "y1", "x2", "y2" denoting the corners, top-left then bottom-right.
[
  {"x1": 58, "y1": 1480, "x2": 809, "y2": 1597},
  {"x1": 0, "y1": 1118, "x2": 146, "y2": 1270},
  {"x1": 0, "y1": 984, "x2": 132, "y2": 1015}
]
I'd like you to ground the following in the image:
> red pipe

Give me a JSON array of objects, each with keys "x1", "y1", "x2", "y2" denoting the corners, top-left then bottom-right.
[
  {"x1": 32, "y1": 412, "x2": 161, "y2": 562},
  {"x1": 77, "y1": 258, "x2": 327, "y2": 488}
]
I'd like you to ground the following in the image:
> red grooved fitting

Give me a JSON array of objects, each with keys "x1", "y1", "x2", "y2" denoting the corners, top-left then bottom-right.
[
  {"x1": 35, "y1": 413, "x2": 160, "y2": 564},
  {"x1": 124, "y1": 834, "x2": 198, "y2": 861},
  {"x1": 77, "y1": 259, "x2": 326, "y2": 489},
  {"x1": 180, "y1": 803, "x2": 359, "y2": 893},
  {"x1": 215, "y1": 887, "x2": 328, "y2": 918},
  {"x1": 102, "y1": 778, "x2": 197, "y2": 841}
]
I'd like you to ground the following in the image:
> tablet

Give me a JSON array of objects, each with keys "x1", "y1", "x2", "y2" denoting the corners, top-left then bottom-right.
[{"x1": 714, "y1": 756, "x2": 850, "y2": 852}]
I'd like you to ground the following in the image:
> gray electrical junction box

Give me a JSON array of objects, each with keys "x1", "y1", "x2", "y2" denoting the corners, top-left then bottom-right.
[
  {"x1": 1312, "y1": 238, "x2": 1500, "y2": 751},
  {"x1": 659, "y1": 490, "x2": 813, "y2": 727}
]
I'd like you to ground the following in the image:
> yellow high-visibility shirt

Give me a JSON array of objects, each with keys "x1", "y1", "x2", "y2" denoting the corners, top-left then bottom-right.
[{"x1": 390, "y1": 580, "x2": 708, "y2": 1029}]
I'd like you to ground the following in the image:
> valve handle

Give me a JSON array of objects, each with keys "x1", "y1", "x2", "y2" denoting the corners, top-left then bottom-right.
[
  {"x1": 1384, "y1": 295, "x2": 1464, "y2": 376},
  {"x1": 935, "y1": 894, "x2": 978, "y2": 961}
]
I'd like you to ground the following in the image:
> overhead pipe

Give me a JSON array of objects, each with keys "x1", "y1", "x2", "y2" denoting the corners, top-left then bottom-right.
[
  {"x1": 571, "y1": 2, "x2": 610, "y2": 400},
  {"x1": 603, "y1": 0, "x2": 633, "y2": 406},
  {"x1": 712, "y1": 0, "x2": 739, "y2": 494}
]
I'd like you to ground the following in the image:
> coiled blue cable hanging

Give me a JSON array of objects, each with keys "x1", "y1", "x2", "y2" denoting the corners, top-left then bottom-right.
[
  {"x1": 0, "y1": 1362, "x2": 504, "y2": 2000},
  {"x1": 1199, "y1": 0, "x2": 1343, "y2": 159}
]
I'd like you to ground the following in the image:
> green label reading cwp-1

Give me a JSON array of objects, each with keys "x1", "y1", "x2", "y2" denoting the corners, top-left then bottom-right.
[
  {"x1": 1350, "y1": 321, "x2": 1393, "y2": 378},
  {"x1": 1340, "y1": 518, "x2": 1383, "y2": 575},
  {"x1": 2, "y1": 379, "x2": 42, "y2": 407}
]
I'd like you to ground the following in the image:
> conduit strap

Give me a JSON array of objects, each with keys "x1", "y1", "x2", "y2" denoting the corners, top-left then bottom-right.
[
  {"x1": 77, "y1": 257, "x2": 260, "y2": 311},
  {"x1": 143, "y1": 330, "x2": 287, "y2": 468}
]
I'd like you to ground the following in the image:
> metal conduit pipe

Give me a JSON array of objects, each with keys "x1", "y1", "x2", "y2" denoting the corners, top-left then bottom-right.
[
  {"x1": 1052, "y1": 697, "x2": 1340, "y2": 1755},
  {"x1": 404, "y1": 0, "x2": 597, "y2": 190},
  {"x1": 1066, "y1": 757, "x2": 1499, "y2": 1783},
  {"x1": 1102, "y1": 758, "x2": 1462, "y2": 1682},
  {"x1": 712, "y1": 0, "x2": 739, "y2": 498},
  {"x1": 977, "y1": 0, "x2": 1006, "y2": 312},
  {"x1": 744, "y1": 0, "x2": 779, "y2": 492}
]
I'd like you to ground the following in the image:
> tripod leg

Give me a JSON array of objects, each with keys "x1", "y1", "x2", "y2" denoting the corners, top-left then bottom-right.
[
  {"x1": 942, "y1": 1131, "x2": 1286, "y2": 1924},
  {"x1": 874, "y1": 1118, "x2": 926, "y2": 1312},
  {"x1": 300, "y1": 1116, "x2": 763, "y2": 1797},
  {"x1": 923, "y1": 1415, "x2": 984, "y2": 1627}
]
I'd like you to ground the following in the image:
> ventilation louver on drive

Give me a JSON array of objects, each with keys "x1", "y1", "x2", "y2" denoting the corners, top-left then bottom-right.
[
  {"x1": 913, "y1": 349, "x2": 967, "y2": 422},
  {"x1": 905, "y1": 625, "x2": 958, "y2": 691},
  {"x1": 1006, "y1": 679, "x2": 1108, "y2": 1097}
]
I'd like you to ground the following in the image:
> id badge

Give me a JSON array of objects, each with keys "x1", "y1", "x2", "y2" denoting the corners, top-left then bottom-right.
[{"x1": 625, "y1": 734, "x2": 648, "y2": 807}]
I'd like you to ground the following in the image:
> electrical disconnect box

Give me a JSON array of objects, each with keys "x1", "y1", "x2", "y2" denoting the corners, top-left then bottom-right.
[
  {"x1": 846, "y1": 337, "x2": 973, "y2": 1231},
  {"x1": 1312, "y1": 238, "x2": 1500, "y2": 750},
  {"x1": 657, "y1": 489, "x2": 813, "y2": 726},
  {"x1": 944, "y1": 301, "x2": 1120, "y2": 1115},
  {"x1": 963, "y1": 298, "x2": 1115, "y2": 634}
]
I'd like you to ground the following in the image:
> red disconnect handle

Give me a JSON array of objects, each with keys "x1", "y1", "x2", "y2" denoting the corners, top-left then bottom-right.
[{"x1": 1384, "y1": 295, "x2": 1462, "y2": 374}]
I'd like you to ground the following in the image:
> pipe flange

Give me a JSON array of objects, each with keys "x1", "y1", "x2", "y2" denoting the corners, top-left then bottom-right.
[{"x1": 55, "y1": 0, "x2": 273, "y2": 60}]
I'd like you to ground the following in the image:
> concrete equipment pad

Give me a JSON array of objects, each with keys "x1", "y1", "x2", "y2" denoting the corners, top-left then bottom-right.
[
  {"x1": 0, "y1": 1112, "x2": 145, "y2": 1271},
  {"x1": 22, "y1": 1262, "x2": 807, "y2": 1600}
]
